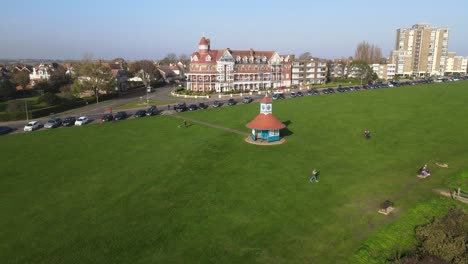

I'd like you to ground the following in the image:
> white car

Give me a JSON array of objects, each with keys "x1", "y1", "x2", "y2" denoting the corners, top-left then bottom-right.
[
  {"x1": 74, "y1": 116, "x2": 89, "y2": 126},
  {"x1": 24, "y1": 121, "x2": 41, "y2": 131}
]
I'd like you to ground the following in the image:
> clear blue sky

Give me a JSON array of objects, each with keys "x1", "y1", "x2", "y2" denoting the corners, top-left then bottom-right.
[{"x1": 2, "y1": 0, "x2": 468, "y2": 60}]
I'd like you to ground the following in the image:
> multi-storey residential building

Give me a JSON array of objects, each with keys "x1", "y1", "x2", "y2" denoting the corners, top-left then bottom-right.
[
  {"x1": 445, "y1": 52, "x2": 468, "y2": 75},
  {"x1": 371, "y1": 64, "x2": 396, "y2": 80},
  {"x1": 391, "y1": 23, "x2": 449, "y2": 77},
  {"x1": 186, "y1": 37, "x2": 289, "y2": 92},
  {"x1": 290, "y1": 55, "x2": 327, "y2": 86}
]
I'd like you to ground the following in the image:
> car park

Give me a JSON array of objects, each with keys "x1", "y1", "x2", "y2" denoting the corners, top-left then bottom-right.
[
  {"x1": 24, "y1": 121, "x2": 41, "y2": 131},
  {"x1": 146, "y1": 105, "x2": 158, "y2": 116},
  {"x1": 114, "y1": 111, "x2": 128, "y2": 120},
  {"x1": 101, "y1": 113, "x2": 114, "y2": 122},
  {"x1": 187, "y1": 104, "x2": 198, "y2": 111},
  {"x1": 134, "y1": 110, "x2": 147, "y2": 117},
  {"x1": 212, "y1": 100, "x2": 221, "y2": 108},
  {"x1": 0, "y1": 126, "x2": 14, "y2": 135},
  {"x1": 44, "y1": 118, "x2": 62, "y2": 128},
  {"x1": 74, "y1": 116, "x2": 89, "y2": 126},
  {"x1": 62, "y1": 117, "x2": 76, "y2": 127},
  {"x1": 243, "y1": 96, "x2": 253, "y2": 103},
  {"x1": 227, "y1": 99, "x2": 237, "y2": 106},
  {"x1": 174, "y1": 102, "x2": 187, "y2": 112},
  {"x1": 198, "y1": 102, "x2": 208, "y2": 109}
]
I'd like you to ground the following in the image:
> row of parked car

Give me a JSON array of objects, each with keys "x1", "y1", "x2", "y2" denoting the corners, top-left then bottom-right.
[
  {"x1": 172, "y1": 97, "x2": 254, "y2": 112},
  {"x1": 21, "y1": 105, "x2": 160, "y2": 132}
]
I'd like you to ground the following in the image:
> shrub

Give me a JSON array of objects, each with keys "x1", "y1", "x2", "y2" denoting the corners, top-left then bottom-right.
[{"x1": 37, "y1": 92, "x2": 62, "y2": 106}]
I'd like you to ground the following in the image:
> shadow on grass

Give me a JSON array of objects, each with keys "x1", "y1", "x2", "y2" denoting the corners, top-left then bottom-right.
[{"x1": 282, "y1": 120, "x2": 293, "y2": 137}]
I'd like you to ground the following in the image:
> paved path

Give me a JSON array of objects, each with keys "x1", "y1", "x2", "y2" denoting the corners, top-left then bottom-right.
[{"x1": 169, "y1": 114, "x2": 249, "y2": 136}]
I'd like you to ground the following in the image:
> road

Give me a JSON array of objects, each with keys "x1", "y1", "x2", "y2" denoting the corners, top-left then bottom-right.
[{"x1": 0, "y1": 84, "x2": 276, "y2": 134}]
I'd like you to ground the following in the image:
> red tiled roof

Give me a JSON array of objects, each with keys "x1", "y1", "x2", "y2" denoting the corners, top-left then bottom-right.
[{"x1": 246, "y1": 113, "x2": 285, "y2": 130}]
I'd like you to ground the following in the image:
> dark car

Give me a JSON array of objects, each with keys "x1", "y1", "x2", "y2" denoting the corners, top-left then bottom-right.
[
  {"x1": 227, "y1": 99, "x2": 237, "y2": 106},
  {"x1": 174, "y1": 102, "x2": 187, "y2": 112},
  {"x1": 0, "y1": 126, "x2": 13, "y2": 135},
  {"x1": 296, "y1": 91, "x2": 303, "y2": 97},
  {"x1": 327, "y1": 88, "x2": 335, "y2": 93},
  {"x1": 312, "y1": 89, "x2": 320, "y2": 95},
  {"x1": 146, "y1": 105, "x2": 158, "y2": 116},
  {"x1": 134, "y1": 110, "x2": 147, "y2": 117},
  {"x1": 114, "y1": 111, "x2": 128, "y2": 120},
  {"x1": 101, "y1": 113, "x2": 114, "y2": 122},
  {"x1": 62, "y1": 116, "x2": 76, "y2": 127},
  {"x1": 198, "y1": 102, "x2": 208, "y2": 109},
  {"x1": 44, "y1": 117, "x2": 62, "y2": 128},
  {"x1": 212, "y1": 100, "x2": 221, "y2": 108},
  {"x1": 290, "y1": 92, "x2": 296, "y2": 98},
  {"x1": 187, "y1": 104, "x2": 198, "y2": 111}
]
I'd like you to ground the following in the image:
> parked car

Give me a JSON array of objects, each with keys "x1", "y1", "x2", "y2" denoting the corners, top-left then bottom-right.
[
  {"x1": 24, "y1": 121, "x2": 41, "y2": 131},
  {"x1": 146, "y1": 105, "x2": 158, "y2": 116},
  {"x1": 62, "y1": 117, "x2": 76, "y2": 127},
  {"x1": 134, "y1": 110, "x2": 147, "y2": 117},
  {"x1": 296, "y1": 91, "x2": 303, "y2": 97},
  {"x1": 327, "y1": 88, "x2": 335, "y2": 93},
  {"x1": 101, "y1": 113, "x2": 114, "y2": 122},
  {"x1": 290, "y1": 92, "x2": 296, "y2": 98},
  {"x1": 227, "y1": 98, "x2": 237, "y2": 106},
  {"x1": 312, "y1": 89, "x2": 320, "y2": 95},
  {"x1": 74, "y1": 116, "x2": 89, "y2": 126},
  {"x1": 147, "y1": 86, "x2": 154, "y2": 93},
  {"x1": 187, "y1": 104, "x2": 198, "y2": 111},
  {"x1": 0, "y1": 126, "x2": 13, "y2": 135},
  {"x1": 114, "y1": 111, "x2": 128, "y2": 120},
  {"x1": 44, "y1": 118, "x2": 62, "y2": 129},
  {"x1": 212, "y1": 100, "x2": 221, "y2": 108},
  {"x1": 243, "y1": 96, "x2": 253, "y2": 103},
  {"x1": 174, "y1": 102, "x2": 187, "y2": 112},
  {"x1": 198, "y1": 102, "x2": 208, "y2": 109}
]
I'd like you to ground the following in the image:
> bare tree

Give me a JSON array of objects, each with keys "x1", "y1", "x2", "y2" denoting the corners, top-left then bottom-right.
[
  {"x1": 355, "y1": 42, "x2": 382, "y2": 64},
  {"x1": 298, "y1": 52, "x2": 312, "y2": 60}
]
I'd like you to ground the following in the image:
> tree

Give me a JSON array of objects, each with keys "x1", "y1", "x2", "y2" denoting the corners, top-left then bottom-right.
[
  {"x1": 33, "y1": 80, "x2": 54, "y2": 93},
  {"x1": 0, "y1": 80, "x2": 17, "y2": 100},
  {"x1": 11, "y1": 70, "x2": 30, "y2": 90},
  {"x1": 178, "y1": 54, "x2": 190, "y2": 65},
  {"x1": 415, "y1": 208, "x2": 468, "y2": 264},
  {"x1": 348, "y1": 60, "x2": 377, "y2": 84},
  {"x1": 159, "y1": 53, "x2": 177, "y2": 65},
  {"x1": 128, "y1": 60, "x2": 162, "y2": 84},
  {"x1": 298, "y1": 52, "x2": 313, "y2": 60},
  {"x1": 355, "y1": 41, "x2": 383, "y2": 64},
  {"x1": 75, "y1": 62, "x2": 114, "y2": 104},
  {"x1": 49, "y1": 64, "x2": 72, "y2": 92}
]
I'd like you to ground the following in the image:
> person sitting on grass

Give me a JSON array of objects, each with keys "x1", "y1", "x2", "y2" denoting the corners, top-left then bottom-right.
[{"x1": 418, "y1": 164, "x2": 431, "y2": 176}]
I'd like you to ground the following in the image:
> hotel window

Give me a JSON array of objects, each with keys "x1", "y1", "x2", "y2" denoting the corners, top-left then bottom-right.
[
  {"x1": 249, "y1": 57, "x2": 254, "y2": 63},
  {"x1": 262, "y1": 56, "x2": 267, "y2": 62},
  {"x1": 193, "y1": 56, "x2": 198, "y2": 61},
  {"x1": 236, "y1": 56, "x2": 241, "y2": 63},
  {"x1": 206, "y1": 55, "x2": 211, "y2": 62},
  {"x1": 243, "y1": 56, "x2": 248, "y2": 63}
]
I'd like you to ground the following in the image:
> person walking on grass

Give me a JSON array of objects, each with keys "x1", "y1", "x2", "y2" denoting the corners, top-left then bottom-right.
[{"x1": 310, "y1": 169, "x2": 319, "y2": 182}]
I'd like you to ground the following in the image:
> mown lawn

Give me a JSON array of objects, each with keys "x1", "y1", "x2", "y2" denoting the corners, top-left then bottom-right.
[{"x1": 1, "y1": 81, "x2": 468, "y2": 264}]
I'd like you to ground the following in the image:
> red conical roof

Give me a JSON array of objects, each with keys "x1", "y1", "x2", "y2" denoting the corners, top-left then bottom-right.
[
  {"x1": 199, "y1": 37, "x2": 208, "y2": 45},
  {"x1": 260, "y1": 95, "x2": 272, "y2": 103},
  {"x1": 246, "y1": 114, "x2": 286, "y2": 130}
]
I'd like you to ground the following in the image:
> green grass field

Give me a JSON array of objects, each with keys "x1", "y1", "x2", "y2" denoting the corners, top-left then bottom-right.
[
  {"x1": 1, "y1": 82, "x2": 467, "y2": 264},
  {"x1": 114, "y1": 99, "x2": 172, "y2": 110}
]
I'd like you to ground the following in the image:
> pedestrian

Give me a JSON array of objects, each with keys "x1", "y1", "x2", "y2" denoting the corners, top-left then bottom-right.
[
  {"x1": 310, "y1": 169, "x2": 319, "y2": 182},
  {"x1": 167, "y1": 105, "x2": 170, "y2": 110},
  {"x1": 184, "y1": 120, "x2": 187, "y2": 128}
]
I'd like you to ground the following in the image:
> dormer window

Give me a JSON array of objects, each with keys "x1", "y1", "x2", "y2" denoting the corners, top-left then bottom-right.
[
  {"x1": 243, "y1": 56, "x2": 248, "y2": 63},
  {"x1": 192, "y1": 56, "x2": 199, "y2": 62},
  {"x1": 206, "y1": 55, "x2": 211, "y2": 62},
  {"x1": 236, "y1": 56, "x2": 241, "y2": 63},
  {"x1": 249, "y1": 56, "x2": 254, "y2": 63},
  {"x1": 262, "y1": 56, "x2": 267, "y2": 62}
]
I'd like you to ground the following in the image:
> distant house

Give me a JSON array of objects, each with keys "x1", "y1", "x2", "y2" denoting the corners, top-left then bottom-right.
[
  {"x1": 158, "y1": 62, "x2": 185, "y2": 83},
  {"x1": 29, "y1": 63, "x2": 54, "y2": 86},
  {"x1": 0, "y1": 65, "x2": 8, "y2": 82},
  {"x1": 97, "y1": 59, "x2": 129, "y2": 92},
  {"x1": 13, "y1": 65, "x2": 33, "y2": 90}
]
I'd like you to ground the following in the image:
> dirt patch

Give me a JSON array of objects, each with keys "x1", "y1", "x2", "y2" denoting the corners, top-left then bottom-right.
[{"x1": 435, "y1": 162, "x2": 449, "y2": 168}]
